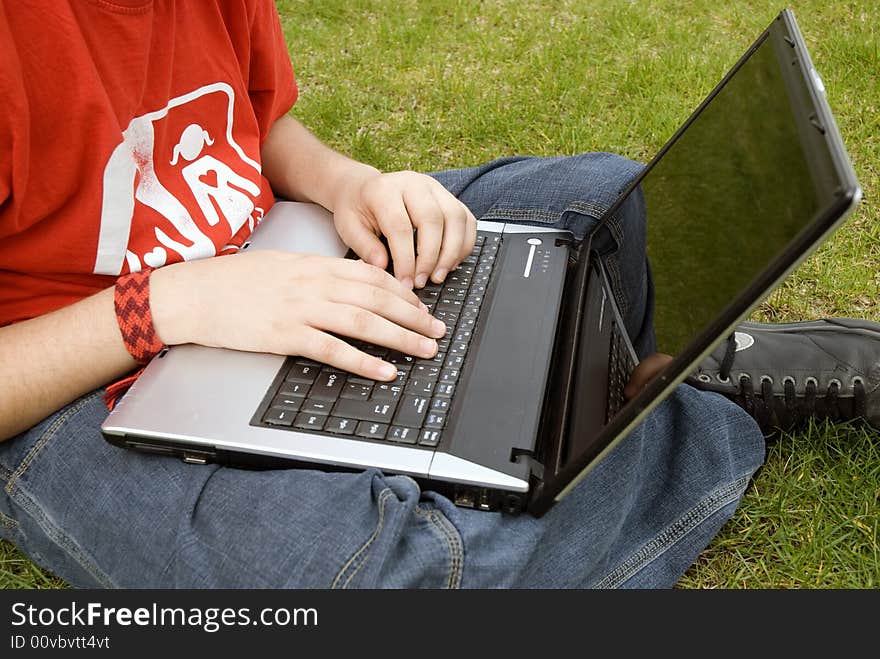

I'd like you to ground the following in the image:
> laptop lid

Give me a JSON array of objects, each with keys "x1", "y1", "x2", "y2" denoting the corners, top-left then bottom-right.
[{"x1": 529, "y1": 8, "x2": 862, "y2": 515}]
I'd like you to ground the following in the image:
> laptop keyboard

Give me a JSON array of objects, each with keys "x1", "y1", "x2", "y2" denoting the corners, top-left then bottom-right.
[
  {"x1": 253, "y1": 231, "x2": 502, "y2": 448},
  {"x1": 606, "y1": 319, "x2": 636, "y2": 421}
]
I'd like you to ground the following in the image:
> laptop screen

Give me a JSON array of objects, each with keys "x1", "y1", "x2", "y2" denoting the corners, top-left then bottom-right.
[
  {"x1": 644, "y1": 28, "x2": 823, "y2": 355},
  {"x1": 538, "y1": 10, "x2": 861, "y2": 512}
]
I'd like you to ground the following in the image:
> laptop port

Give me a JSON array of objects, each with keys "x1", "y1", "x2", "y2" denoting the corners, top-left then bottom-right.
[
  {"x1": 454, "y1": 489, "x2": 475, "y2": 508},
  {"x1": 503, "y1": 494, "x2": 522, "y2": 514},
  {"x1": 182, "y1": 452, "x2": 210, "y2": 465},
  {"x1": 478, "y1": 489, "x2": 492, "y2": 511}
]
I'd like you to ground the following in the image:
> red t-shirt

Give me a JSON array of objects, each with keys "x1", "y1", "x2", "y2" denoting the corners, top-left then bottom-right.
[{"x1": 0, "y1": 0, "x2": 298, "y2": 327}]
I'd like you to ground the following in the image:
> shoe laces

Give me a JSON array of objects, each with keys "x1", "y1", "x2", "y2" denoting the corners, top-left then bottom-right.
[{"x1": 718, "y1": 333, "x2": 868, "y2": 435}]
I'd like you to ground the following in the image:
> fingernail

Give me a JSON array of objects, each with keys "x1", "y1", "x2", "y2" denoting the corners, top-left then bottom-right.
[
  {"x1": 432, "y1": 268, "x2": 447, "y2": 283},
  {"x1": 377, "y1": 362, "x2": 397, "y2": 380},
  {"x1": 431, "y1": 318, "x2": 446, "y2": 336},
  {"x1": 414, "y1": 273, "x2": 428, "y2": 288},
  {"x1": 420, "y1": 337, "x2": 437, "y2": 355},
  {"x1": 401, "y1": 277, "x2": 414, "y2": 291}
]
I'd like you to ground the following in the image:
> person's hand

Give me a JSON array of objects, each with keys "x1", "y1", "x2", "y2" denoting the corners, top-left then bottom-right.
[
  {"x1": 623, "y1": 352, "x2": 674, "y2": 400},
  {"x1": 330, "y1": 169, "x2": 477, "y2": 289},
  {"x1": 150, "y1": 251, "x2": 447, "y2": 380}
]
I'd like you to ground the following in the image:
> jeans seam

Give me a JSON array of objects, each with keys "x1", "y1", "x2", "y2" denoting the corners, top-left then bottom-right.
[
  {"x1": 7, "y1": 482, "x2": 117, "y2": 588},
  {"x1": 4, "y1": 391, "x2": 102, "y2": 496},
  {"x1": 0, "y1": 509, "x2": 18, "y2": 531},
  {"x1": 331, "y1": 488, "x2": 394, "y2": 589},
  {"x1": 414, "y1": 506, "x2": 464, "y2": 589},
  {"x1": 480, "y1": 208, "x2": 558, "y2": 224},
  {"x1": 594, "y1": 474, "x2": 751, "y2": 588},
  {"x1": 3, "y1": 390, "x2": 116, "y2": 588}
]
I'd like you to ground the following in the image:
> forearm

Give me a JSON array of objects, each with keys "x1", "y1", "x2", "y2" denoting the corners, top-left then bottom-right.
[
  {"x1": 0, "y1": 287, "x2": 136, "y2": 441},
  {"x1": 260, "y1": 114, "x2": 379, "y2": 211}
]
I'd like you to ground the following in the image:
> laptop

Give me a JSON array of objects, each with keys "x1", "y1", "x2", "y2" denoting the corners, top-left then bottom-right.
[{"x1": 101, "y1": 9, "x2": 861, "y2": 517}]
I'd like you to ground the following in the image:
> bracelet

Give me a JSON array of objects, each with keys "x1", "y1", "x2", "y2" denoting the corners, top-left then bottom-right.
[{"x1": 114, "y1": 267, "x2": 166, "y2": 365}]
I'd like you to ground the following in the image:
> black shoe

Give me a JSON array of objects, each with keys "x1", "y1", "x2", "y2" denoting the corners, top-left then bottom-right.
[{"x1": 686, "y1": 318, "x2": 880, "y2": 437}]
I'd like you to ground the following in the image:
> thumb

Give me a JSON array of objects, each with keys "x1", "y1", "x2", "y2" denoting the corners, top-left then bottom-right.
[
  {"x1": 334, "y1": 212, "x2": 388, "y2": 270},
  {"x1": 623, "y1": 352, "x2": 673, "y2": 400}
]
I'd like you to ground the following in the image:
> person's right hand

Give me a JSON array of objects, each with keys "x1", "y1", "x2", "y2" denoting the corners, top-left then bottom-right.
[{"x1": 149, "y1": 251, "x2": 446, "y2": 381}]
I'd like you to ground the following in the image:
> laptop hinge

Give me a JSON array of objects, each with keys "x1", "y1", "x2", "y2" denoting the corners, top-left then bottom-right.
[{"x1": 510, "y1": 448, "x2": 545, "y2": 480}]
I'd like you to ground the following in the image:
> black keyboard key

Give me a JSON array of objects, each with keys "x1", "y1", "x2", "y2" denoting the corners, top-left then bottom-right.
[
  {"x1": 393, "y1": 395, "x2": 430, "y2": 427},
  {"x1": 404, "y1": 379, "x2": 434, "y2": 396},
  {"x1": 263, "y1": 407, "x2": 295, "y2": 426},
  {"x1": 325, "y1": 417, "x2": 357, "y2": 435},
  {"x1": 294, "y1": 357, "x2": 321, "y2": 367},
  {"x1": 448, "y1": 342, "x2": 469, "y2": 357},
  {"x1": 446, "y1": 273, "x2": 471, "y2": 288},
  {"x1": 412, "y1": 364, "x2": 441, "y2": 381},
  {"x1": 431, "y1": 397, "x2": 450, "y2": 412},
  {"x1": 302, "y1": 399, "x2": 334, "y2": 415},
  {"x1": 439, "y1": 368, "x2": 460, "y2": 383},
  {"x1": 332, "y1": 399, "x2": 397, "y2": 423},
  {"x1": 387, "y1": 351, "x2": 415, "y2": 367},
  {"x1": 417, "y1": 289, "x2": 440, "y2": 303},
  {"x1": 286, "y1": 364, "x2": 319, "y2": 384},
  {"x1": 293, "y1": 412, "x2": 327, "y2": 431},
  {"x1": 340, "y1": 382, "x2": 372, "y2": 400},
  {"x1": 309, "y1": 371, "x2": 345, "y2": 400},
  {"x1": 444, "y1": 353, "x2": 464, "y2": 369},
  {"x1": 371, "y1": 383, "x2": 403, "y2": 401},
  {"x1": 388, "y1": 426, "x2": 419, "y2": 444},
  {"x1": 278, "y1": 381, "x2": 310, "y2": 398},
  {"x1": 441, "y1": 286, "x2": 468, "y2": 298},
  {"x1": 433, "y1": 310, "x2": 459, "y2": 325},
  {"x1": 436, "y1": 299, "x2": 464, "y2": 314},
  {"x1": 452, "y1": 330, "x2": 472, "y2": 344},
  {"x1": 435, "y1": 382, "x2": 455, "y2": 397},
  {"x1": 270, "y1": 395, "x2": 303, "y2": 412},
  {"x1": 418, "y1": 352, "x2": 445, "y2": 366},
  {"x1": 424, "y1": 412, "x2": 446, "y2": 429},
  {"x1": 418, "y1": 430, "x2": 442, "y2": 447},
  {"x1": 355, "y1": 421, "x2": 388, "y2": 440}
]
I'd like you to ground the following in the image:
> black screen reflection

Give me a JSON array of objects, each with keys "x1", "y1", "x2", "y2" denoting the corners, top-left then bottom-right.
[{"x1": 636, "y1": 34, "x2": 819, "y2": 355}]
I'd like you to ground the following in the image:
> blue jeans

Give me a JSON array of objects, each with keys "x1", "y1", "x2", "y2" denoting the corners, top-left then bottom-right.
[{"x1": 0, "y1": 153, "x2": 765, "y2": 588}]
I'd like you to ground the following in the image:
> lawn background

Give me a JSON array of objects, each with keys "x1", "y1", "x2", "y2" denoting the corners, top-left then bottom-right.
[{"x1": 2, "y1": 0, "x2": 877, "y2": 588}]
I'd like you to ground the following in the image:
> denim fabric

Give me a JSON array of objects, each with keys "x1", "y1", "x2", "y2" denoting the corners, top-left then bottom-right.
[{"x1": 0, "y1": 153, "x2": 766, "y2": 588}]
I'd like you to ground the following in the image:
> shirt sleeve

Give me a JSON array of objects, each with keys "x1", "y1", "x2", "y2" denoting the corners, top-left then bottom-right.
[{"x1": 246, "y1": 0, "x2": 299, "y2": 144}]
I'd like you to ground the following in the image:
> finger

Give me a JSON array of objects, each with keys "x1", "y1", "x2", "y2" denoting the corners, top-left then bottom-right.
[
  {"x1": 308, "y1": 302, "x2": 439, "y2": 360},
  {"x1": 403, "y1": 184, "x2": 444, "y2": 288},
  {"x1": 327, "y1": 279, "x2": 446, "y2": 338},
  {"x1": 375, "y1": 197, "x2": 417, "y2": 289},
  {"x1": 298, "y1": 326, "x2": 398, "y2": 381},
  {"x1": 429, "y1": 187, "x2": 472, "y2": 283},
  {"x1": 333, "y1": 209, "x2": 389, "y2": 271},
  {"x1": 325, "y1": 257, "x2": 421, "y2": 308},
  {"x1": 623, "y1": 353, "x2": 674, "y2": 400}
]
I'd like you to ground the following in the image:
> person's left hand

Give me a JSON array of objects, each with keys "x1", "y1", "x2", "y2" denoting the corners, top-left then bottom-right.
[{"x1": 331, "y1": 169, "x2": 477, "y2": 289}]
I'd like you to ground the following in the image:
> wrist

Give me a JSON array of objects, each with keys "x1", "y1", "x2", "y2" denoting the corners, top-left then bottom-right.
[
  {"x1": 321, "y1": 159, "x2": 380, "y2": 213},
  {"x1": 149, "y1": 261, "x2": 197, "y2": 346}
]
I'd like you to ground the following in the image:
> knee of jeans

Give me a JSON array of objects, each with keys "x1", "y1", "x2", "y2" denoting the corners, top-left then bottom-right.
[
  {"x1": 337, "y1": 473, "x2": 465, "y2": 589},
  {"x1": 673, "y1": 385, "x2": 766, "y2": 474}
]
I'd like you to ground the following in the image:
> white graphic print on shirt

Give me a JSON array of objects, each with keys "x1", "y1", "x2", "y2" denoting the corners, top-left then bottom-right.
[{"x1": 93, "y1": 83, "x2": 265, "y2": 275}]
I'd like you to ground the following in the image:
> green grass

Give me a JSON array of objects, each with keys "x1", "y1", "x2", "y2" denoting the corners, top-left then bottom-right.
[{"x1": 2, "y1": 0, "x2": 877, "y2": 588}]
